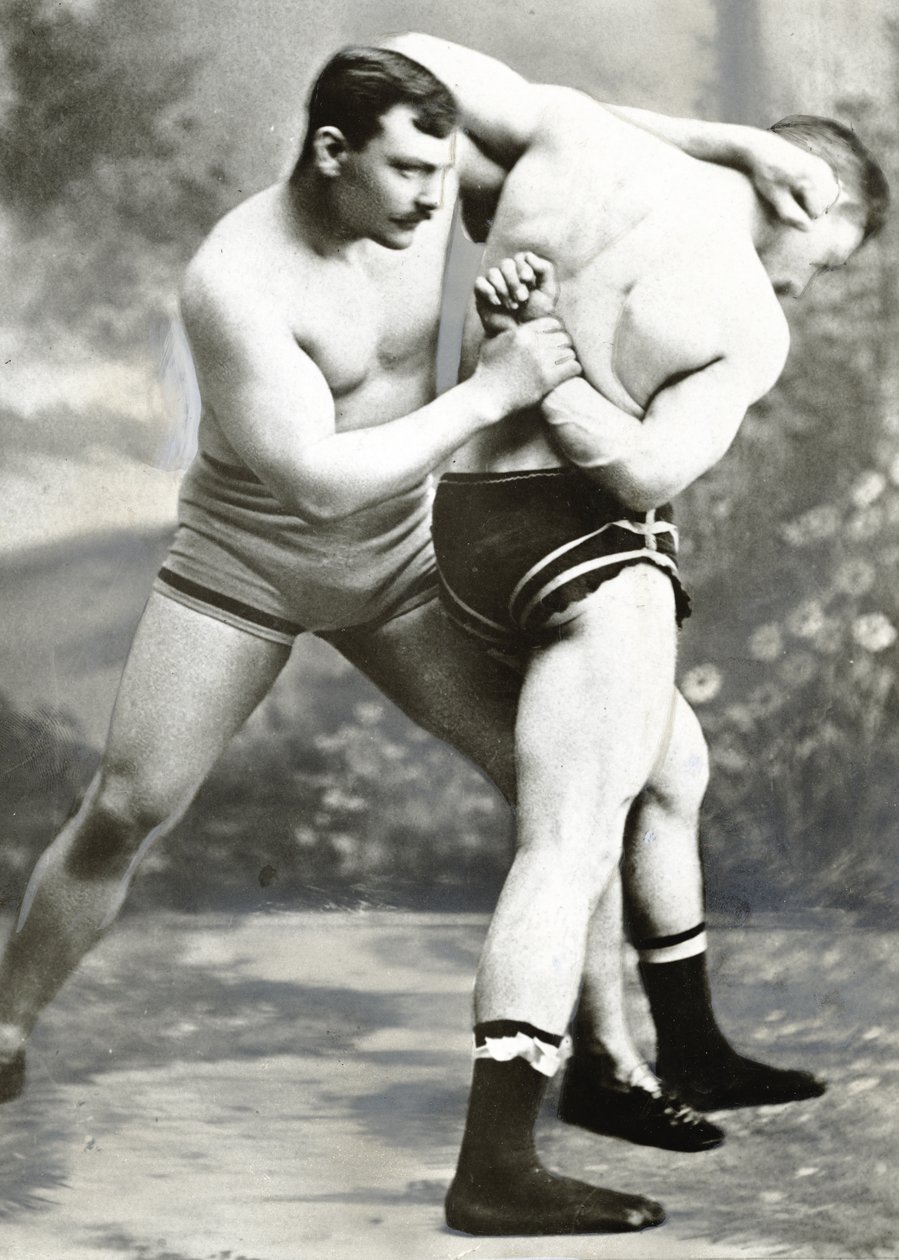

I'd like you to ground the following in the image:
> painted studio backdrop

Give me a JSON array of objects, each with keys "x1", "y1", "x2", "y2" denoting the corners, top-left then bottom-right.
[
  {"x1": 0, "y1": 2, "x2": 897, "y2": 1257},
  {"x1": 3, "y1": 0, "x2": 897, "y2": 914}
]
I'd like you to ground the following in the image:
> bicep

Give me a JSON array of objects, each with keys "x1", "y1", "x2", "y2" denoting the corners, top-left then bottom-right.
[
  {"x1": 634, "y1": 289, "x2": 788, "y2": 481},
  {"x1": 640, "y1": 359, "x2": 763, "y2": 483},
  {"x1": 183, "y1": 284, "x2": 336, "y2": 483}
]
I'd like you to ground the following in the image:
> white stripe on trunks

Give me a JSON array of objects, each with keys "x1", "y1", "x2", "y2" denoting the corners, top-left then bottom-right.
[
  {"x1": 518, "y1": 548, "x2": 678, "y2": 629},
  {"x1": 509, "y1": 517, "x2": 678, "y2": 618}
]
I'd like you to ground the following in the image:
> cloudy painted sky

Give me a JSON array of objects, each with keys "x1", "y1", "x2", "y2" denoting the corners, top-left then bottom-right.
[{"x1": 1, "y1": 0, "x2": 891, "y2": 553}]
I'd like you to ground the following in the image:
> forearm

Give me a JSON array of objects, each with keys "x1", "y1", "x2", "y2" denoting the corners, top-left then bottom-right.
[
  {"x1": 544, "y1": 383, "x2": 696, "y2": 511},
  {"x1": 546, "y1": 367, "x2": 749, "y2": 510},
  {"x1": 270, "y1": 378, "x2": 500, "y2": 522},
  {"x1": 601, "y1": 105, "x2": 756, "y2": 168}
]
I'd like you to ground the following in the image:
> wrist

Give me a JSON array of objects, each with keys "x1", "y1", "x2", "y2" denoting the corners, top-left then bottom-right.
[
  {"x1": 463, "y1": 371, "x2": 506, "y2": 428},
  {"x1": 724, "y1": 122, "x2": 764, "y2": 173}
]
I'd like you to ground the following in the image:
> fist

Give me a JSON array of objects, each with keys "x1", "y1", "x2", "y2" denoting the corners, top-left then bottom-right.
[
  {"x1": 476, "y1": 315, "x2": 581, "y2": 418},
  {"x1": 475, "y1": 251, "x2": 561, "y2": 335}
]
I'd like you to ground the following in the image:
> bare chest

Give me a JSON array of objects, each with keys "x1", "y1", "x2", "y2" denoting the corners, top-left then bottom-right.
[{"x1": 291, "y1": 235, "x2": 447, "y2": 411}]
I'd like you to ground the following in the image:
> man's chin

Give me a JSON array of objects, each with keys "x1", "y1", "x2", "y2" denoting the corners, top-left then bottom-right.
[{"x1": 372, "y1": 220, "x2": 422, "y2": 250}]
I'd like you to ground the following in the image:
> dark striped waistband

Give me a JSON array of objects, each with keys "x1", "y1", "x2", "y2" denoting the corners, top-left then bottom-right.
[{"x1": 157, "y1": 568, "x2": 305, "y2": 637}]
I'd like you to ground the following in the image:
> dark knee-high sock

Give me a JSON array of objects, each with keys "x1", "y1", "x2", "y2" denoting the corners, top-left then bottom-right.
[
  {"x1": 446, "y1": 1021, "x2": 664, "y2": 1236},
  {"x1": 637, "y1": 929, "x2": 825, "y2": 1110}
]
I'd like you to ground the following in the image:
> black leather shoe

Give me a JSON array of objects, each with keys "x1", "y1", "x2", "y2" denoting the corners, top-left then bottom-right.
[{"x1": 558, "y1": 1059, "x2": 725, "y2": 1152}]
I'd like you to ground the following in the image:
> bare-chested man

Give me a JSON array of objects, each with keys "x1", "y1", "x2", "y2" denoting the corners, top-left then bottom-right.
[
  {"x1": 398, "y1": 41, "x2": 888, "y2": 1236},
  {"x1": 0, "y1": 38, "x2": 848, "y2": 1238}
]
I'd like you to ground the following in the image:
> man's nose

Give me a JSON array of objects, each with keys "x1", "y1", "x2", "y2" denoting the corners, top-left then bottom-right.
[{"x1": 416, "y1": 173, "x2": 442, "y2": 210}]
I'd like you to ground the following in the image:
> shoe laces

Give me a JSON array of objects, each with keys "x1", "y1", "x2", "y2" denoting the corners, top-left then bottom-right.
[{"x1": 627, "y1": 1063, "x2": 706, "y2": 1127}]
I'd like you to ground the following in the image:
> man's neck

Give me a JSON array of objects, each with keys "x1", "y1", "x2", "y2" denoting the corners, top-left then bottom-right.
[{"x1": 287, "y1": 168, "x2": 365, "y2": 258}]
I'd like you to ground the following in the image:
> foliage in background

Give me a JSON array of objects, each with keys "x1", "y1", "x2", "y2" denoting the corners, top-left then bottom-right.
[
  {"x1": 1, "y1": 4, "x2": 898, "y2": 919},
  {"x1": 673, "y1": 79, "x2": 899, "y2": 919},
  {"x1": 0, "y1": 0, "x2": 232, "y2": 348}
]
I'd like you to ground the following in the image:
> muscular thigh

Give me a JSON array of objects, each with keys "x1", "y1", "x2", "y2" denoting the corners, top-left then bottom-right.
[
  {"x1": 324, "y1": 598, "x2": 521, "y2": 801},
  {"x1": 100, "y1": 593, "x2": 290, "y2": 810}
]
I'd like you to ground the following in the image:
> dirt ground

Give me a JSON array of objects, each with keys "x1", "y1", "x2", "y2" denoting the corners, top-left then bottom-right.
[{"x1": 0, "y1": 910, "x2": 895, "y2": 1260}]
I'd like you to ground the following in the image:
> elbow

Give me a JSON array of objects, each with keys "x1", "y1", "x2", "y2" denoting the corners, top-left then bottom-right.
[
  {"x1": 375, "y1": 32, "x2": 429, "y2": 60},
  {"x1": 283, "y1": 493, "x2": 349, "y2": 526},
  {"x1": 270, "y1": 476, "x2": 353, "y2": 525},
  {"x1": 618, "y1": 485, "x2": 669, "y2": 513},
  {"x1": 606, "y1": 467, "x2": 680, "y2": 513}
]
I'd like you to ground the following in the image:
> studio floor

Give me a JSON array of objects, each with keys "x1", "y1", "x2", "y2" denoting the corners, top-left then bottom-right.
[{"x1": 0, "y1": 909, "x2": 895, "y2": 1260}]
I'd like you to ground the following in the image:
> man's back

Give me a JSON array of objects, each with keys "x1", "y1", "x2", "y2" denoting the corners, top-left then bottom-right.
[{"x1": 462, "y1": 96, "x2": 788, "y2": 473}]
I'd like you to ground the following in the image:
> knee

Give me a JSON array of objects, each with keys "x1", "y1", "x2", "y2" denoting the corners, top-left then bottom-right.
[
  {"x1": 64, "y1": 766, "x2": 180, "y2": 880},
  {"x1": 678, "y1": 712, "x2": 710, "y2": 806},
  {"x1": 647, "y1": 703, "x2": 710, "y2": 818}
]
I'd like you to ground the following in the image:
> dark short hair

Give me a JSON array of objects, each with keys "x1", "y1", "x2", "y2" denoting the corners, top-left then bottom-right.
[
  {"x1": 769, "y1": 114, "x2": 890, "y2": 242},
  {"x1": 294, "y1": 46, "x2": 458, "y2": 171}
]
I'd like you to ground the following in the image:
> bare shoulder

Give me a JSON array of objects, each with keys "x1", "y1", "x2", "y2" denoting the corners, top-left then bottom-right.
[
  {"x1": 180, "y1": 186, "x2": 298, "y2": 347},
  {"x1": 484, "y1": 92, "x2": 681, "y2": 269}
]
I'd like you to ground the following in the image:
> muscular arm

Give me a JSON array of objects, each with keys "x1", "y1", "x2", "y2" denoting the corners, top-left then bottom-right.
[
  {"x1": 378, "y1": 32, "x2": 837, "y2": 223},
  {"x1": 181, "y1": 269, "x2": 575, "y2": 524},
  {"x1": 601, "y1": 106, "x2": 839, "y2": 224},
  {"x1": 542, "y1": 334, "x2": 788, "y2": 511}
]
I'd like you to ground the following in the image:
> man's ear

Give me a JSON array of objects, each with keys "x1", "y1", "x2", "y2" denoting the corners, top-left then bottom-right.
[{"x1": 312, "y1": 127, "x2": 350, "y2": 177}]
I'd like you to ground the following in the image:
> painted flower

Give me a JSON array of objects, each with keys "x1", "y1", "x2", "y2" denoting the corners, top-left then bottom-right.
[
  {"x1": 712, "y1": 744, "x2": 748, "y2": 773},
  {"x1": 749, "y1": 683, "x2": 785, "y2": 718},
  {"x1": 852, "y1": 613, "x2": 898, "y2": 654},
  {"x1": 748, "y1": 623, "x2": 784, "y2": 661},
  {"x1": 833, "y1": 557, "x2": 876, "y2": 597},
  {"x1": 782, "y1": 505, "x2": 840, "y2": 547},
  {"x1": 850, "y1": 470, "x2": 886, "y2": 510},
  {"x1": 354, "y1": 702, "x2": 386, "y2": 726},
  {"x1": 724, "y1": 704, "x2": 755, "y2": 734},
  {"x1": 779, "y1": 652, "x2": 817, "y2": 688},
  {"x1": 681, "y1": 663, "x2": 723, "y2": 705},
  {"x1": 847, "y1": 507, "x2": 884, "y2": 542},
  {"x1": 811, "y1": 617, "x2": 844, "y2": 655},
  {"x1": 786, "y1": 600, "x2": 826, "y2": 640}
]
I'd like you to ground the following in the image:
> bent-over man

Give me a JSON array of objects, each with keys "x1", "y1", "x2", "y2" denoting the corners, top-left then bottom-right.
[{"x1": 417, "y1": 43, "x2": 887, "y2": 1234}]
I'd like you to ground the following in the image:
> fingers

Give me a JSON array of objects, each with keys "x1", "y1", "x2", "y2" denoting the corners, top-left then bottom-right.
[
  {"x1": 500, "y1": 257, "x2": 530, "y2": 304},
  {"x1": 483, "y1": 265, "x2": 516, "y2": 310},
  {"x1": 556, "y1": 357, "x2": 583, "y2": 382},
  {"x1": 525, "y1": 315, "x2": 565, "y2": 334},
  {"x1": 478, "y1": 253, "x2": 546, "y2": 311},
  {"x1": 797, "y1": 169, "x2": 841, "y2": 221},
  {"x1": 516, "y1": 318, "x2": 580, "y2": 380},
  {"x1": 766, "y1": 187, "x2": 808, "y2": 231},
  {"x1": 512, "y1": 251, "x2": 536, "y2": 287},
  {"x1": 475, "y1": 275, "x2": 503, "y2": 308},
  {"x1": 521, "y1": 251, "x2": 554, "y2": 282}
]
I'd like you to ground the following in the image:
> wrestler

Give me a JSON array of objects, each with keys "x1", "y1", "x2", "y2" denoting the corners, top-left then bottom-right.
[
  {"x1": 0, "y1": 39, "x2": 844, "y2": 1237},
  {"x1": 427, "y1": 89, "x2": 886, "y2": 1230}
]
